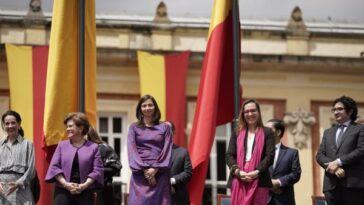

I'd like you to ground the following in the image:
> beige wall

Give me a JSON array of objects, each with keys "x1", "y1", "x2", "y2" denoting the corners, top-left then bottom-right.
[{"x1": 1, "y1": 18, "x2": 364, "y2": 205}]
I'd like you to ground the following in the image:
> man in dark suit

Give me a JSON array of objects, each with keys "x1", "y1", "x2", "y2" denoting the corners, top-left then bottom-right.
[
  {"x1": 167, "y1": 121, "x2": 192, "y2": 205},
  {"x1": 316, "y1": 96, "x2": 364, "y2": 205},
  {"x1": 266, "y1": 119, "x2": 301, "y2": 205}
]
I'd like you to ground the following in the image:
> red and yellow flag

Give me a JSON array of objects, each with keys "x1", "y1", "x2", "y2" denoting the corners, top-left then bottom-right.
[
  {"x1": 137, "y1": 51, "x2": 190, "y2": 146},
  {"x1": 187, "y1": 0, "x2": 241, "y2": 204},
  {"x1": 43, "y1": 0, "x2": 97, "y2": 147},
  {"x1": 6, "y1": 44, "x2": 51, "y2": 205}
]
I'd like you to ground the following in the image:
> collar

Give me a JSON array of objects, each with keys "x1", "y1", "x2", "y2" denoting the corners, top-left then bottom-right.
[
  {"x1": 342, "y1": 121, "x2": 350, "y2": 127},
  {"x1": 2, "y1": 135, "x2": 24, "y2": 145},
  {"x1": 275, "y1": 142, "x2": 281, "y2": 150},
  {"x1": 339, "y1": 120, "x2": 350, "y2": 127}
]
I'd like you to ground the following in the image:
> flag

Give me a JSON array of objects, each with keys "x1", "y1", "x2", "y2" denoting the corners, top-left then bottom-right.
[
  {"x1": 43, "y1": 0, "x2": 97, "y2": 148},
  {"x1": 5, "y1": 44, "x2": 52, "y2": 205},
  {"x1": 137, "y1": 51, "x2": 190, "y2": 146},
  {"x1": 187, "y1": 0, "x2": 240, "y2": 204}
]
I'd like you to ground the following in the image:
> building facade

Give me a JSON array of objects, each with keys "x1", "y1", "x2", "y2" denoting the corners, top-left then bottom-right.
[{"x1": 1, "y1": 3, "x2": 364, "y2": 205}]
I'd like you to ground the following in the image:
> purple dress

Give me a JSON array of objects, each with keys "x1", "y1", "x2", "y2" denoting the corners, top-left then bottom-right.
[{"x1": 127, "y1": 122, "x2": 173, "y2": 205}]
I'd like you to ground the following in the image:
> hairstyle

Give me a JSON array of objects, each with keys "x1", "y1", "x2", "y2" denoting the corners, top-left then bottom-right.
[
  {"x1": 332, "y1": 96, "x2": 358, "y2": 121},
  {"x1": 267, "y1": 119, "x2": 285, "y2": 138},
  {"x1": 1, "y1": 110, "x2": 24, "y2": 137},
  {"x1": 86, "y1": 127, "x2": 103, "y2": 144},
  {"x1": 236, "y1": 99, "x2": 264, "y2": 134},
  {"x1": 135, "y1": 94, "x2": 161, "y2": 128},
  {"x1": 64, "y1": 112, "x2": 101, "y2": 142}
]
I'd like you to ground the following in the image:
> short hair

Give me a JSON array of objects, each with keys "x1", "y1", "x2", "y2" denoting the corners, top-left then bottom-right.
[
  {"x1": 136, "y1": 94, "x2": 161, "y2": 128},
  {"x1": 333, "y1": 96, "x2": 358, "y2": 121},
  {"x1": 267, "y1": 119, "x2": 285, "y2": 138},
  {"x1": 64, "y1": 112, "x2": 91, "y2": 135},
  {"x1": 64, "y1": 112, "x2": 101, "y2": 143}
]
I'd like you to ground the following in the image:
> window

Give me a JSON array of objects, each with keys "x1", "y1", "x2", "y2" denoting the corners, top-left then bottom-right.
[
  {"x1": 97, "y1": 113, "x2": 127, "y2": 175},
  {"x1": 203, "y1": 123, "x2": 232, "y2": 205}
]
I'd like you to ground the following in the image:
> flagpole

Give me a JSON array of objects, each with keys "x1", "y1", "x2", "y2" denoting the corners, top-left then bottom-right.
[
  {"x1": 79, "y1": 0, "x2": 85, "y2": 112},
  {"x1": 232, "y1": 0, "x2": 241, "y2": 122}
]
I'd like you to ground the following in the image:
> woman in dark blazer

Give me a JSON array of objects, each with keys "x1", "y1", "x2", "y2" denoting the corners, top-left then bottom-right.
[{"x1": 226, "y1": 99, "x2": 275, "y2": 205}]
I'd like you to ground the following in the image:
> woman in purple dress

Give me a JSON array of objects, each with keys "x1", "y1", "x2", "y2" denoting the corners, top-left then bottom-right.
[
  {"x1": 45, "y1": 112, "x2": 103, "y2": 205},
  {"x1": 127, "y1": 94, "x2": 173, "y2": 204}
]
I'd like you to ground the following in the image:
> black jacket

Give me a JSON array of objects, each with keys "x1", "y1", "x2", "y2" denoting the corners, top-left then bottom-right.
[
  {"x1": 171, "y1": 144, "x2": 192, "y2": 205},
  {"x1": 99, "y1": 143, "x2": 122, "y2": 185},
  {"x1": 226, "y1": 127, "x2": 275, "y2": 188},
  {"x1": 316, "y1": 122, "x2": 364, "y2": 192},
  {"x1": 269, "y1": 144, "x2": 301, "y2": 205}
]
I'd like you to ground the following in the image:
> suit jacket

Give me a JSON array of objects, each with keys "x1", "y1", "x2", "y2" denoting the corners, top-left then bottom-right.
[
  {"x1": 316, "y1": 122, "x2": 364, "y2": 192},
  {"x1": 226, "y1": 127, "x2": 275, "y2": 188},
  {"x1": 45, "y1": 140, "x2": 104, "y2": 188},
  {"x1": 269, "y1": 144, "x2": 301, "y2": 205},
  {"x1": 171, "y1": 144, "x2": 192, "y2": 205}
]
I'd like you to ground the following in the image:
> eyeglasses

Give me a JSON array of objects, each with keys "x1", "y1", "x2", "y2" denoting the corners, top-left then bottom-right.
[
  {"x1": 243, "y1": 109, "x2": 258, "y2": 114},
  {"x1": 331, "y1": 107, "x2": 345, "y2": 113}
]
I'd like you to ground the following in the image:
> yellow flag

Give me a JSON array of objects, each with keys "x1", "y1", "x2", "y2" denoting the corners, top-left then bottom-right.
[
  {"x1": 43, "y1": 0, "x2": 97, "y2": 146},
  {"x1": 137, "y1": 51, "x2": 167, "y2": 120},
  {"x1": 5, "y1": 44, "x2": 33, "y2": 140}
]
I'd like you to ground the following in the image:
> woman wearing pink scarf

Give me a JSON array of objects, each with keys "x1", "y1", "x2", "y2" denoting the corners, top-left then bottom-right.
[{"x1": 226, "y1": 99, "x2": 275, "y2": 205}]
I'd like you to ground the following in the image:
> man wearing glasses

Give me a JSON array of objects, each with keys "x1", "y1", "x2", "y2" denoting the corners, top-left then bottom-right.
[{"x1": 316, "y1": 96, "x2": 364, "y2": 205}]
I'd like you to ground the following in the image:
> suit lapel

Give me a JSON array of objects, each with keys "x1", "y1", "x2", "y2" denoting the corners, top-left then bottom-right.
[
  {"x1": 337, "y1": 123, "x2": 353, "y2": 150},
  {"x1": 171, "y1": 145, "x2": 177, "y2": 166},
  {"x1": 269, "y1": 165, "x2": 274, "y2": 175},
  {"x1": 274, "y1": 144, "x2": 287, "y2": 173},
  {"x1": 327, "y1": 127, "x2": 338, "y2": 151}
]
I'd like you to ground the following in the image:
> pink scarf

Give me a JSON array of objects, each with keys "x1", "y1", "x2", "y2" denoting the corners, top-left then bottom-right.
[{"x1": 231, "y1": 128, "x2": 267, "y2": 205}]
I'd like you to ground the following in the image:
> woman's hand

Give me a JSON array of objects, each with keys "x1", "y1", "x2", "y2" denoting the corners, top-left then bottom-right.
[
  {"x1": 147, "y1": 176, "x2": 157, "y2": 186},
  {"x1": 239, "y1": 171, "x2": 253, "y2": 182},
  {"x1": 245, "y1": 170, "x2": 259, "y2": 181},
  {"x1": 56, "y1": 174, "x2": 79, "y2": 194},
  {"x1": 5, "y1": 182, "x2": 18, "y2": 196},
  {"x1": 145, "y1": 168, "x2": 158, "y2": 178},
  {"x1": 144, "y1": 168, "x2": 159, "y2": 180},
  {"x1": 71, "y1": 183, "x2": 87, "y2": 194},
  {"x1": 0, "y1": 183, "x2": 6, "y2": 196},
  {"x1": 236, "y1": 170, "x2": 259, "y2": 182},
  {"x1": 143, "y1": 168, "x2": 159, "y2": 186},
  {"x1": 63, "y1": 182, "x2": 79, "y2": 194},
  {"x1": 71, "y1": 178, "x2": 95, "y2": 194}
]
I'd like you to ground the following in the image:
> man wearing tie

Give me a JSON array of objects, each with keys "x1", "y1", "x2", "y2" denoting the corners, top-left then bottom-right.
[
  {"x1": 266, "y1": 119, "x2": 301, "y2": 205},
  {"x1": 316, "y1": 96, "x2": 364, "y2": 205}
]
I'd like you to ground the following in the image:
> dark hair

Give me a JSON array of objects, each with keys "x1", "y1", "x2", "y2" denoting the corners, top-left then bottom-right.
[
  {"x1": 237, "y1": 99, "x2": 264, "y2": 134},
  {"x1": 267, "y1": 119, "x2": 285, "y2": 138},
  {"x1": 64, "y1": 112, "x2": 101, "y2": 142},
  {"x1": 136, "y1": 94, "x2": 161, "y2": 128},
  {"x1": 333, "y1": 96, "x2": 358, "y2": 121},
  {"x1": 1, "y1": 110, "x2": 24, "y2": 136}
]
